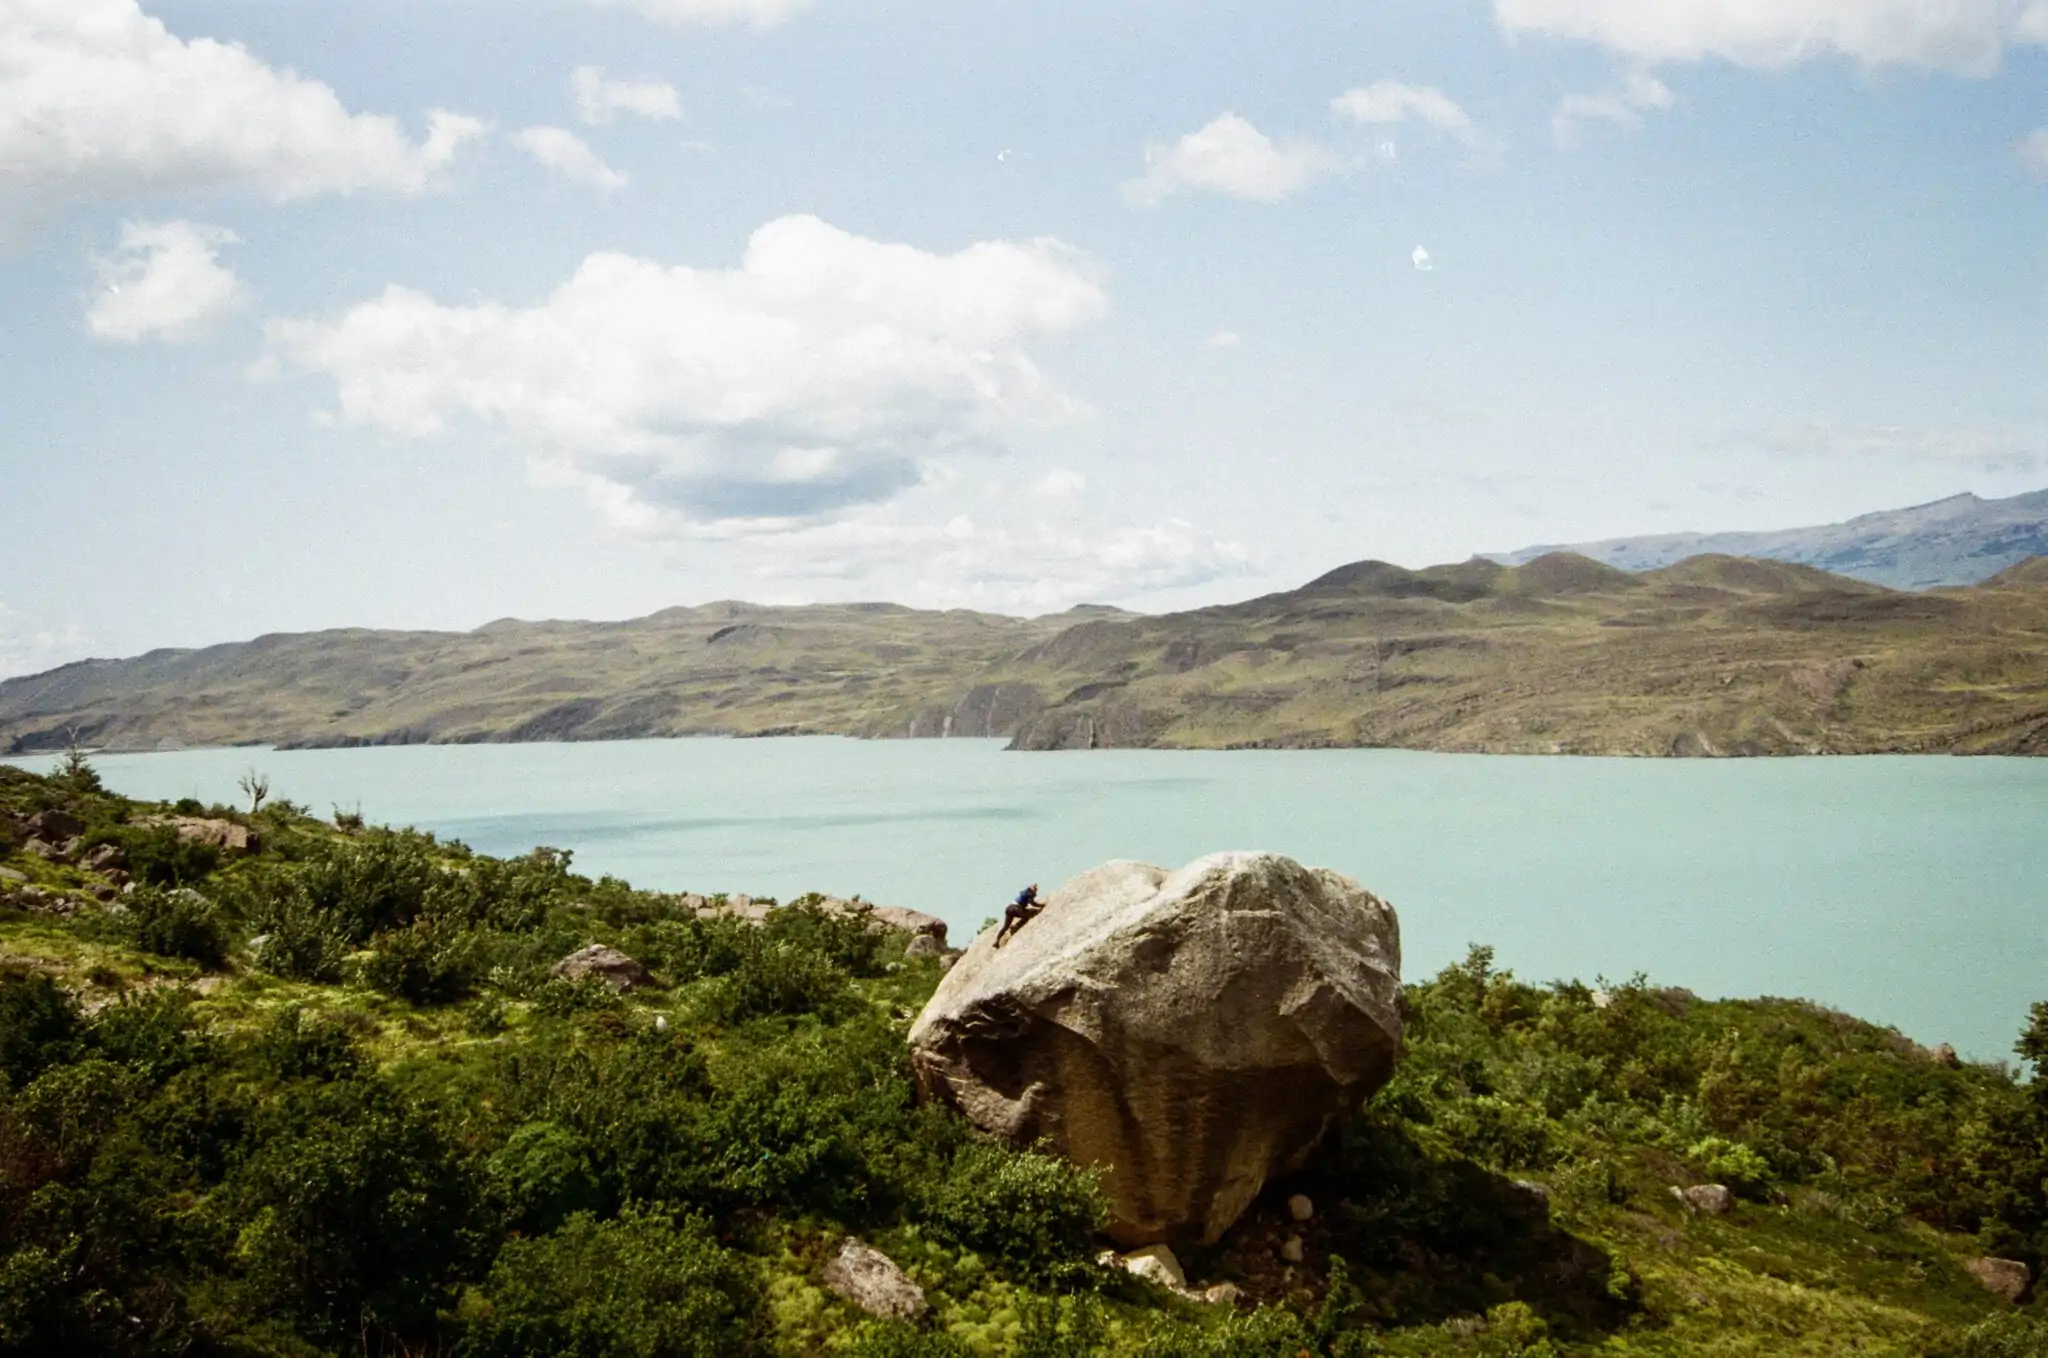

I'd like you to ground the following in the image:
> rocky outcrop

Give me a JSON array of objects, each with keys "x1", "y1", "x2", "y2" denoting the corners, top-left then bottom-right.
[
  {"x1": 138, "y1": 816, "x2": 259, "y2": 855},
  {"x1": 907, "y1": 852, "x2": 1402, "y2": 1246},
  {"x1": 683, "y1": 892, "x2": 947, "y2": 946},
  {"x1": 1965, "y1": 1257, "x2": 2031, "y2": 1303},
  {"x1": 552, "y1": 945, "x2": 651, "y2": 992},
  {"x1": 821, "y1": 1240, "x2": 926, "y2": 1320}
]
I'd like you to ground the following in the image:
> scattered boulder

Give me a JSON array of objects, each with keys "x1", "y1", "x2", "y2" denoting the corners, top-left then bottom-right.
[
  {"x1": 1287, "y1": 1193, "x2": 1315, "y2": 1222},
  {"x1": 1673, "y1": 1184, "x2": 1734, "y2": 1216},
  {"x1": 1965, "y1": 1257, "x2": 2031, "y2": 1304},
  {"x1": 688, "y1": 891, "x2": 948, "y2": 945},
  {"x1": 28, "y1": 809, "x2": 84, "y2": 842},
  {"x1": 0, "y1": 867, "x2": 26, "y2": 885},
  {"x1": 1200, "y1": 1282, "x2": 1243, "y2": 1307},
  {"x1": 908, "y1": 851, "x2": 1402, "y2": 1246},
  {"x1": 140, "y1": 817, "x2": 259, "y2": 855},
  {"x1": 24, "y1": 838, "x2": 71, "y2": 864},
  {"x1": 83, "y1": 843, "x2": 126, "y2": 873},
  {"x1": 552, "y1": 945, "x2": 652, "y2": 992},
  {"x1": 1280, "y1": 1236, "x2": 1305, "y2": 1264},
  {"x1": 903, "y1": 934, "x2": 945, "y2": 960},
  {"x1": 1119, "y1": 1245, "x2": 1188, "y2": 1291},
  {"x1": 820, "y1": 1240, "x2": 927, "y2": 1321}
]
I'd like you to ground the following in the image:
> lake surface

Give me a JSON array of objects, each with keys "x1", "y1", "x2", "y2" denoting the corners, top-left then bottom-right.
[{"x1": 12, "y1": 739, "x2": 2044, "y2": 1060}]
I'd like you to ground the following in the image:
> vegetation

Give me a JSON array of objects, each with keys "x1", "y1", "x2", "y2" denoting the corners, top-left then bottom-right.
[
  {"x1": 4, "y1": 757, "x2": 2048, "y2": 1355},
  {"x1": 6, "y1": 553, "x2": 2047, "y2": 758}
]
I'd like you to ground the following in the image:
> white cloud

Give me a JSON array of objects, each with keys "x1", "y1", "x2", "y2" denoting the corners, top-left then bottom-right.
[
  {"x1": 263, "y1": 215, "x2": 1109, "y2": 532},
  {"x1": 1497, "y1": 0, "x2": 2048, "y2": 75},
  {"x1": 0, "y1": 604, "x2": 89, "y2": 681},
  {"x1": 587, "y1": 0, "x2": 810, "y2": 30},
  {"x1": 1764, "y1": 420, "x2": 2043, "y2": 473},
  {"x1": 1411, "y1": 246, "x2": 1433, "y2": 272},
  {"x1": 1032, "y1": 468, "x2": 1088, "y2": 497},
  {"x1": 571, "y1": 66, "x2": 682, "y2": 124},
  {"x1": 0, "y1": 0, "x2": 486, "y2": 219},
  {"x1": 1123, "y1": 113, "x2": 1337, "y2": 206},
  {"x1": 2021, "y1": 128, "x2": 2048, "y2": 176},
  {"x1": 1202, "y1": 329, "x2": 1243, "y2": 351},
  {"x1": 1331, "y1": 81, "x2": 1478, "y2": 146},
  {"x1": 1552, "y1": 72, "x2": 1675, "y2": 146},
  {"x1": 730, "y1": 508, "x2": 1253, "y2": 613},
  {"x1": 513, "y1": 126, "x2": 629, "y2": 189},
  {"x1": 87, "y1": 218, "x2": 244, "y2": 344}
]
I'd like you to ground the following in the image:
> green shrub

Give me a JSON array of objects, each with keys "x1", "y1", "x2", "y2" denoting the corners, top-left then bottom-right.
[
  {"x1": 224, "y1": 1078, "x2": 480, "y2": 1344},
  {"x1": 833, "y1": 1320, "x2": 972, "y2": 1357},
  {"x1": 0, "y1": 968, "x2": 79, "y2": 1090},
  {"x1": 125, "y1": 886, "x2": 231, "y2": 970},
  {"x1": 94, "y1": 824, "x2": 220, "y2": 888},
  {"x1": 923, "y1": 1141, "x2": 1108, "y2": 1286},
  {"x1": 462, "y1": 1208, "x2": 758, "y2": 1358},
  {"x1": 360, "y1": 916, "x2": 482, "y2": 1006},
  {"x1": 534, "y1": 976, "x2": 624, "y2": 1018},
  {"x1": 695, "y1": 935, "x2": 851, "y2": 1025},
  {"x1": 769, "y1": 896, "x2": 888, "y2": 978},
  {"x1": 1687, "y1": 1136, "x2": 1773, "y2": 1198},
  {"x1": 247, "y1": 887, "x2": 350, "y2": 982},
  {"x1": 1920, "y1": 1312, "x2": 2048, "y2": 1358},
  {"x1": 489, "y1": 1121, "x2": 605, "y2": 1233},
  {"x1": 249, "y1": 1006, "x2": 368, "y2": 1084}
]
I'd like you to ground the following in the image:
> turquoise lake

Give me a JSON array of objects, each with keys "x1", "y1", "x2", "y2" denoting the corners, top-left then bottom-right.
[{"x1": 13, "y1": 739, "x2": 2045, "y2": 1061}]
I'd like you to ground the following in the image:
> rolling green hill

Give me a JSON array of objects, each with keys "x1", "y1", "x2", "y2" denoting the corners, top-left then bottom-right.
[{"x1": 5, "y1": 554, "x2": 2047, "y2": 757}]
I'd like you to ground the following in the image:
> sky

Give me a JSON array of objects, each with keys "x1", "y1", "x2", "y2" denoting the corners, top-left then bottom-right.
[{"x1": 2, "y1": 0, "x2": 2047, "y2": 676}]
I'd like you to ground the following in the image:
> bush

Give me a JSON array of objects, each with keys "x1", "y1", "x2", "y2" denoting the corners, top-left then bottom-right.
[
  {"x1": 695, "y1": 935, "x2": 851, "y2": 1025},
  {"x1": 249, "y1": 1006, "x2": 368, "y2": 1084},
  {"x1": 1920, "y1": 1312, "x2": 2048, "y2": 1358},
  {"x1": 0, "y1": 968, "x2": 79, "y2": 1090},
  {"x1": 125, "y1": 886, "x2": 230, "y2": 969},
  {"x1": 833, "y1": 1321, "x2": 972, "y2": 1358},
  {"x1": 462, "y1": 1208, "x2": 758, "y2": 1358},
  {"x1": 360, "y1": 916, "x2": 482, "y2": 1006},
  {"x1": 247, "y1": 887, "x2": 351, "y2": 983},
  {"x1": 923, "y1": 1142, "x2": 1108, "y2": 1286},
  {"x1": 489, "y1": 1121, "x2": 605, "y2": 1234},
  {"x1": 1688, "y1": 1136, "x2": 1772, "y2": 1198},
  {"x1": 94, "y1": 825, "x2": 220, "y2": 888}
]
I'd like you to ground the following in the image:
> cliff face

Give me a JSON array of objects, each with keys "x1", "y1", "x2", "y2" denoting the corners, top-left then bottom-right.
[{"x1": 5, "y1": 553, "x2": 2048, "y2": 757}]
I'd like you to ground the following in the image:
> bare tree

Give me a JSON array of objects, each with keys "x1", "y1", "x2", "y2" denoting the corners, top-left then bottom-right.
[{"x1": 239, "y1": 769, "x2": 271, "y2": 815}]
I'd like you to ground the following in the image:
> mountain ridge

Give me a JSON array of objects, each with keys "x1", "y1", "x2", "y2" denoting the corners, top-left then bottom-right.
[
  {"x1": 1495, "y1": 488, "x2": 2048, "y2": 589},
  {"x1": 6, "y1": 548, "x2": 2047, "y2": 759}
]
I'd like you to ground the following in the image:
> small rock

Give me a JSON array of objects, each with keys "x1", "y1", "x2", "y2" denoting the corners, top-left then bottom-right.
[
  {"x1": 28, "y1": 809, "x2": 84, "y2": 841},
  {"x1": 0, "y1": 867, "x2": 25, "y2": 885},
  {"x1": 83, "y1": 843, "x2": 126, "y2": 873},
  {"x1": 24, "y1": 839, "x2": 68, "y2": 863},
  {"x1": 1200, "y1": 1282, "x2": 1243, "y2": 1306},
  {"x1": 1512, "y1": 1180, "x2": 1552, "y2": 1207},
  {"x1": 1932, "y1": 1043, "x2": 1960, "y2": 1068},
  {"x1": 1287, "y1": 1193, "x2": 1315, "y2": 1222},
  {"x1": 1121, "y1": 1245, "x2": 1188, "y2": 1291},
  {"x1": 551, "y1": 944, "x2": 652, "y2": 992},
  {"x1": 654, "y1": 1015, "x2": 670, "y2": 1033},
  {"x1": 821, "y1": 1240, "x2": 927, "y2": 1321},
  {"x1": 1673, "y1": 1184, "x2": 1733, "y2": 1215},
  {"x1": 1280, "y1": 1235, "x2": 1305, "y2": 1264},
  {"x1": 91, "y1": 884, "x2": 119, "y2": 903},
  {"x1": 903, "y1": 934, "x2": 945, "y2": 960},
  {"x1": 1965, "y1": 1257, "x2": 2030, "y2": 1304}
]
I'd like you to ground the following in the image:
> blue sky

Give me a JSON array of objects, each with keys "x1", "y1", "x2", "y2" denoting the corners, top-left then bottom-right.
[{"x1": 2, "y1": 0, "x2": 2046, "y2": 675}]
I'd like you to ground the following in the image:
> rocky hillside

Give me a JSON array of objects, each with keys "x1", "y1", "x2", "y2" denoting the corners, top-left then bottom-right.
[
  {"x1": 4, "y1": 554, "x2": 2047, "y2": 757},
  {"x1": 1497, "y1": 489, "x2": 2048, "y2": 590}
]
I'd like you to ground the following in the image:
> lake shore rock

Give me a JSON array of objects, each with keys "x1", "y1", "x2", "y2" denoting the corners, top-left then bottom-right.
[{"x1": 907, "y1": 851, "x2": 1402, "y2": 1246}]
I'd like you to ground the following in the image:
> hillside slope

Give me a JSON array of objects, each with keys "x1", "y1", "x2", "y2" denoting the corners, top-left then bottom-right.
[
  {"x1": 1496, "y1": 489, "x2": 2048, "y2": 589},
  {"x1": 4, "y1": 555, "x2": 2047, "y2": 757}
]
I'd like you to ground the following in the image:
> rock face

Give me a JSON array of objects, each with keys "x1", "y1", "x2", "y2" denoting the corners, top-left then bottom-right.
[
  {"x1": 821, "y1": 1240, "x2": 926, "y2": 1320},
  {"x1": 907, "y1": 851, "x2": 1402, "y2": 1246},
  {"x1": 552, "y1": 945, "x2": 651, "y2": 992},
  {"x1": 1965, "y1": 1257, "x2": 2031, "y2": 1303}
]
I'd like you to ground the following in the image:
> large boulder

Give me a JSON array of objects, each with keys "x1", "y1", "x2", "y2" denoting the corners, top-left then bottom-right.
[
  {"x1": 907, "y1": 852, "x2": 1401, "y2": 1246},
  {"x1": 552, "y1": 945, "x2": 652, "y2": 992}
]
